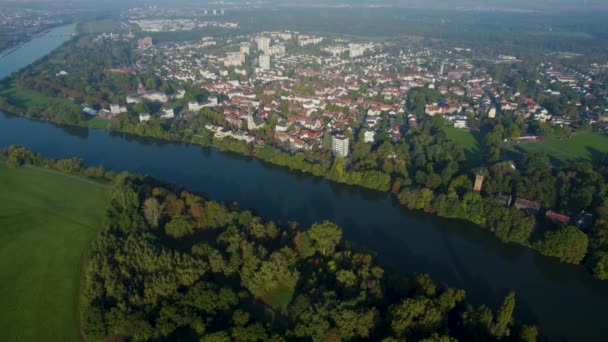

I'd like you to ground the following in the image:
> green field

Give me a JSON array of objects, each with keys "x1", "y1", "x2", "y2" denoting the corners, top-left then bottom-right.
[
  {"x1": 84, "y1": 116, "x2": 109, "y2": 129},
  {"x1": 445, "y1": 127, "x2": 482, "y2": 164},
  {"x1": 0, "y1": 163, "x2": 108, "y2": 342},
  {"x1": 79, "y1": 19, "x2": 120, "y2": 34},
  {"x1": 0, "y1": 84, "x2": 79, "y2": 114},
  {"x1": 514, "y1": 132, "x2": 608, "y2": 164}
]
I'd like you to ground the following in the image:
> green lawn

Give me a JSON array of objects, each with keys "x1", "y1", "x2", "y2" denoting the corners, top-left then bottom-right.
[
  {"x1": 0, "y1": 163, "x2": 108, "y2": 342},
  {"x1": 84, "y1": 116, "x2": 109, "y2": 129},
  {"x1": 445, "y1": 127, "x2": 482, "y2": 164},
  {"x1": 79, "y1": 19, "x2": 120, "y2": 34},
  {"x1": 0, "y1": 84, "x2": 79, "y2": 113},
  {"x1": 513, "y1": 132, "x2": 608, "y2": 164}
]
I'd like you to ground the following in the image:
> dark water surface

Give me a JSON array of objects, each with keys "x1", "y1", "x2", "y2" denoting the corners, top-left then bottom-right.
[{"x1": 1, "y1": 25, "x2": 607, "y2": 341}]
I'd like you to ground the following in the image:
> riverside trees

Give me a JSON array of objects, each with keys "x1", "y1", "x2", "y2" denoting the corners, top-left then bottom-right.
[{"x1": 80, "y1": 177, "x2": 538, "y2": 341}]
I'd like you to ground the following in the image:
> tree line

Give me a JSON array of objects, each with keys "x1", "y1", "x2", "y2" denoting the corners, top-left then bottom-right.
[{"x1": 78, "y1": 173, "x2": 538, "y2": 341}]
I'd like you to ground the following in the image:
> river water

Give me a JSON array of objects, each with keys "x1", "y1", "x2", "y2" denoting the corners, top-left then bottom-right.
[{"x1": 1, "y1": 24, "x2": 607, "y2": 341}]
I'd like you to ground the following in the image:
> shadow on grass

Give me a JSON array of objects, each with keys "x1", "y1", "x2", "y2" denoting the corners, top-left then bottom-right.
[{"x1": 586, "y1": 146, "x2": 608, "y2": 165}]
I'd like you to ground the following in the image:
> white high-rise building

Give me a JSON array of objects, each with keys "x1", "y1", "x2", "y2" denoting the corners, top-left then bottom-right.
[
  {"x1": 349, "y1": 43, "x2": 365, "y2": 58},
  {"x1": 331, "y1": 134, "x2": 350, "y2": 157},
  {"x1": 256, "y1": 37, "x2": 270, "y2": 53},
  {"x1": 259, "y1": 54, "x2": 271, "y2": 70},
  {"x1": 363, "y1": 130, "x2": 375, "y2": 143}
]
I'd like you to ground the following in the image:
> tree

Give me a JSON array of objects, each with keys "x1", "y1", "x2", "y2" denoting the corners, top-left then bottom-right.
[
  {"x1": 491, "y1": 291, "x2": 515, "y2": 338},
  {"x1": 4, "y1": 146, "x2": 39, "y2": 167},
  {"x1": 165, "y1": 215, "x2": 195, "y2": 238},
  {"x1": 112, "y1": 184, "x2": 139, "y2": 212},
  {"x1": 145, "y1": 77, "x2": 158, "y2": 90},
  {"x1": 135, "y1": 100, "x2": 151, "y2": 114},
  {"x1": 189, "y1": 201, "x2": 206, "y2": 229},
  {"x1": 535, "y1": 226, "x2": 588, "y2": 264},
  {"x1": 389, "y1": 297, "x2": 441, "y2": 336},
  {"x1": 333, "y1": 309, "x2": 378, "y2": 339},
  {"x1": 142, "y1": 197, "x2": 164, "y2": 228},
  {"x1": 305, "y1": 221, "x2": 343, "y2": 256},
  {"x1": 587, "y1": 251, "x2": 608, "y2": 280},
  {"x1": 518, "y1": 325, "x2": 539, "y2": 342}
]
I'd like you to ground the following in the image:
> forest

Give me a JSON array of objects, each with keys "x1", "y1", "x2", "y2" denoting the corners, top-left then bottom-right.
[{"x1": 79, "y1": 167, "x2": 539, "y2": 341}]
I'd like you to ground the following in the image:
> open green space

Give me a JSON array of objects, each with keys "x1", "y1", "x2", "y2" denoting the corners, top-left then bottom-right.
[
  {"x1": 79, "y1": 19, "x2": 120, "y2": 34},
  {"x1": 0, "y1": 163, "x2": 108, "y2": 342},
  {"x1": 445, "y1": 127, "x2": 482, "y2": 164},
  {"x1": 513, "y1": 132, "x2": 608, "y2": 164},
  {"x1": 84, "y1": 116, "x2": 109, "y2": 129},
  {"x1": 0, "y1": 84, "x2": 79, "y2": 113}
]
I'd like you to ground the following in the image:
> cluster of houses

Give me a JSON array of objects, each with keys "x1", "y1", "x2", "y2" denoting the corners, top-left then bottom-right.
[{"x1": 86, "y1": 28, "x2": 608, "y2": 157}]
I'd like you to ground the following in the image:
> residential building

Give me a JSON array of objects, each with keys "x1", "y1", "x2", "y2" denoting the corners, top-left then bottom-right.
[
  {"x1": 546, "y1": 211, "x2": 571, "y2": 225},
  {"x1": 363, "y1": 130, "x2": 375, "y2": 143},
  {"x1": 222, "y1": 52, "x2": 245, "y2": 67},
  {"x1": 514, "y1": 198, "x2": 542, "y2": 213},
  {"x1": 259, "y1": 54, "x2": 271, "y2": 70},
  {"x1": 331, "y1": 134, "x2": 350, "y2": 157},
  {"x1": 110, "y1": 104, "x2": 127, "y2": 114},
  {"x1": 137, "y1": 36, "x2": 153, "y2": 49},
  {"x1": 256, "y1": 36, "x2": 270, "y2": 53},
  {"x1": 161, "y1": 108, "x2": 175, "y2": 119},
  {"x1": 139, "y1": 113, "x2": 151, "y2": 122}
]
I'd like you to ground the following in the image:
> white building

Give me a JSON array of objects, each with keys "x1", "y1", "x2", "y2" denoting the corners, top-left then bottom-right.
[
  {"x1": 161, "y1": 108, "x2": 175, "y2": 119},
  {"x1": 349, "y1": 43, "x2": 374, "y2": 58},
  {"x1": 109, "y1": 104, "x2": 127, "y2": 114},
  {"x1": 267, "y1": 44, "x2": 286, "y2": 56},
  {"x1": 298, "y1": 36, "x2": 323, "y2": 46},
  {"x1": 188, "y1": 101, "x2": 203, "y2": 112},
  {"x1": 256, "y1": 37, "x2": 270, "y2": 53},
  {"x1": 323, "y1": 45, "x2": 349, "y2": 57},
  {"x1": 139, "y1": 113, "x2": 151, "y2": 122},
  {"x1": 331, "y1": 134, "x2": 350, "y2": 157},
  {"x1": 259, "y1": 54, "x2": 271, "y2": 70},
  {"x1": 488, "y1": 108, "x2": 497, "y2": 119},
  {"x1": 127, "y1": 91, "x2": 168, "y2": 104},
  {"x1": 363, "y1": 130, "x2": 375, "y2": 143},
  {"x1": 222, "y1": 52, "x2": 245, "y2": 67},
  {"x1": 240, "y1": 44, "x2": 250, "y2": 55},
  {"x1": 349, "y1": 44, "x2": 366, "y2": 58}
]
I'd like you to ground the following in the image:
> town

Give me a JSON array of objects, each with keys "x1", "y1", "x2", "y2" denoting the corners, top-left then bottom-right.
[{"x1": 85, "y1": 20, "x2": 608, "y2": 157}]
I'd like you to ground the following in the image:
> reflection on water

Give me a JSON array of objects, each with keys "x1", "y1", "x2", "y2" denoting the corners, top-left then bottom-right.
[{"x1": 50, "y1": 122, "x2": 90, "y2": 140}]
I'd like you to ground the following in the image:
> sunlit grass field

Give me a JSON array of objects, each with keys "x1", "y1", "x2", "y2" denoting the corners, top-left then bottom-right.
[
  {"x1": 0, "y1": 163, "x2": 108, "y2": 342},
  {"x1": 514, "y1": 132, "x2": 608, "y2": 164}
]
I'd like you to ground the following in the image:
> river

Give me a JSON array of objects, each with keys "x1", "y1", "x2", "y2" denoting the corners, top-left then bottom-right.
[{"x1": 1, "y1": 24, "x2": 607, "y2": 342}]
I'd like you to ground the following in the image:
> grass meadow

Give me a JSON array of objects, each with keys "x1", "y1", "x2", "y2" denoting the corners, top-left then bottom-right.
[{"x1": 0, "y1": 163, "x2": 108, "y2": 342}]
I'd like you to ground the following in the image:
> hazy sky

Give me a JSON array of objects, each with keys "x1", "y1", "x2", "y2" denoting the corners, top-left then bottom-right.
[{"x1": 0, "y1": 0, "x2": 604, "y2": 12}]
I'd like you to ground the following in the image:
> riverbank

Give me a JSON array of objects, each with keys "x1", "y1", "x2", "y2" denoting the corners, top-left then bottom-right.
[{"x1": 0, "y1": 91, "x2": 599, "y2": 280}]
